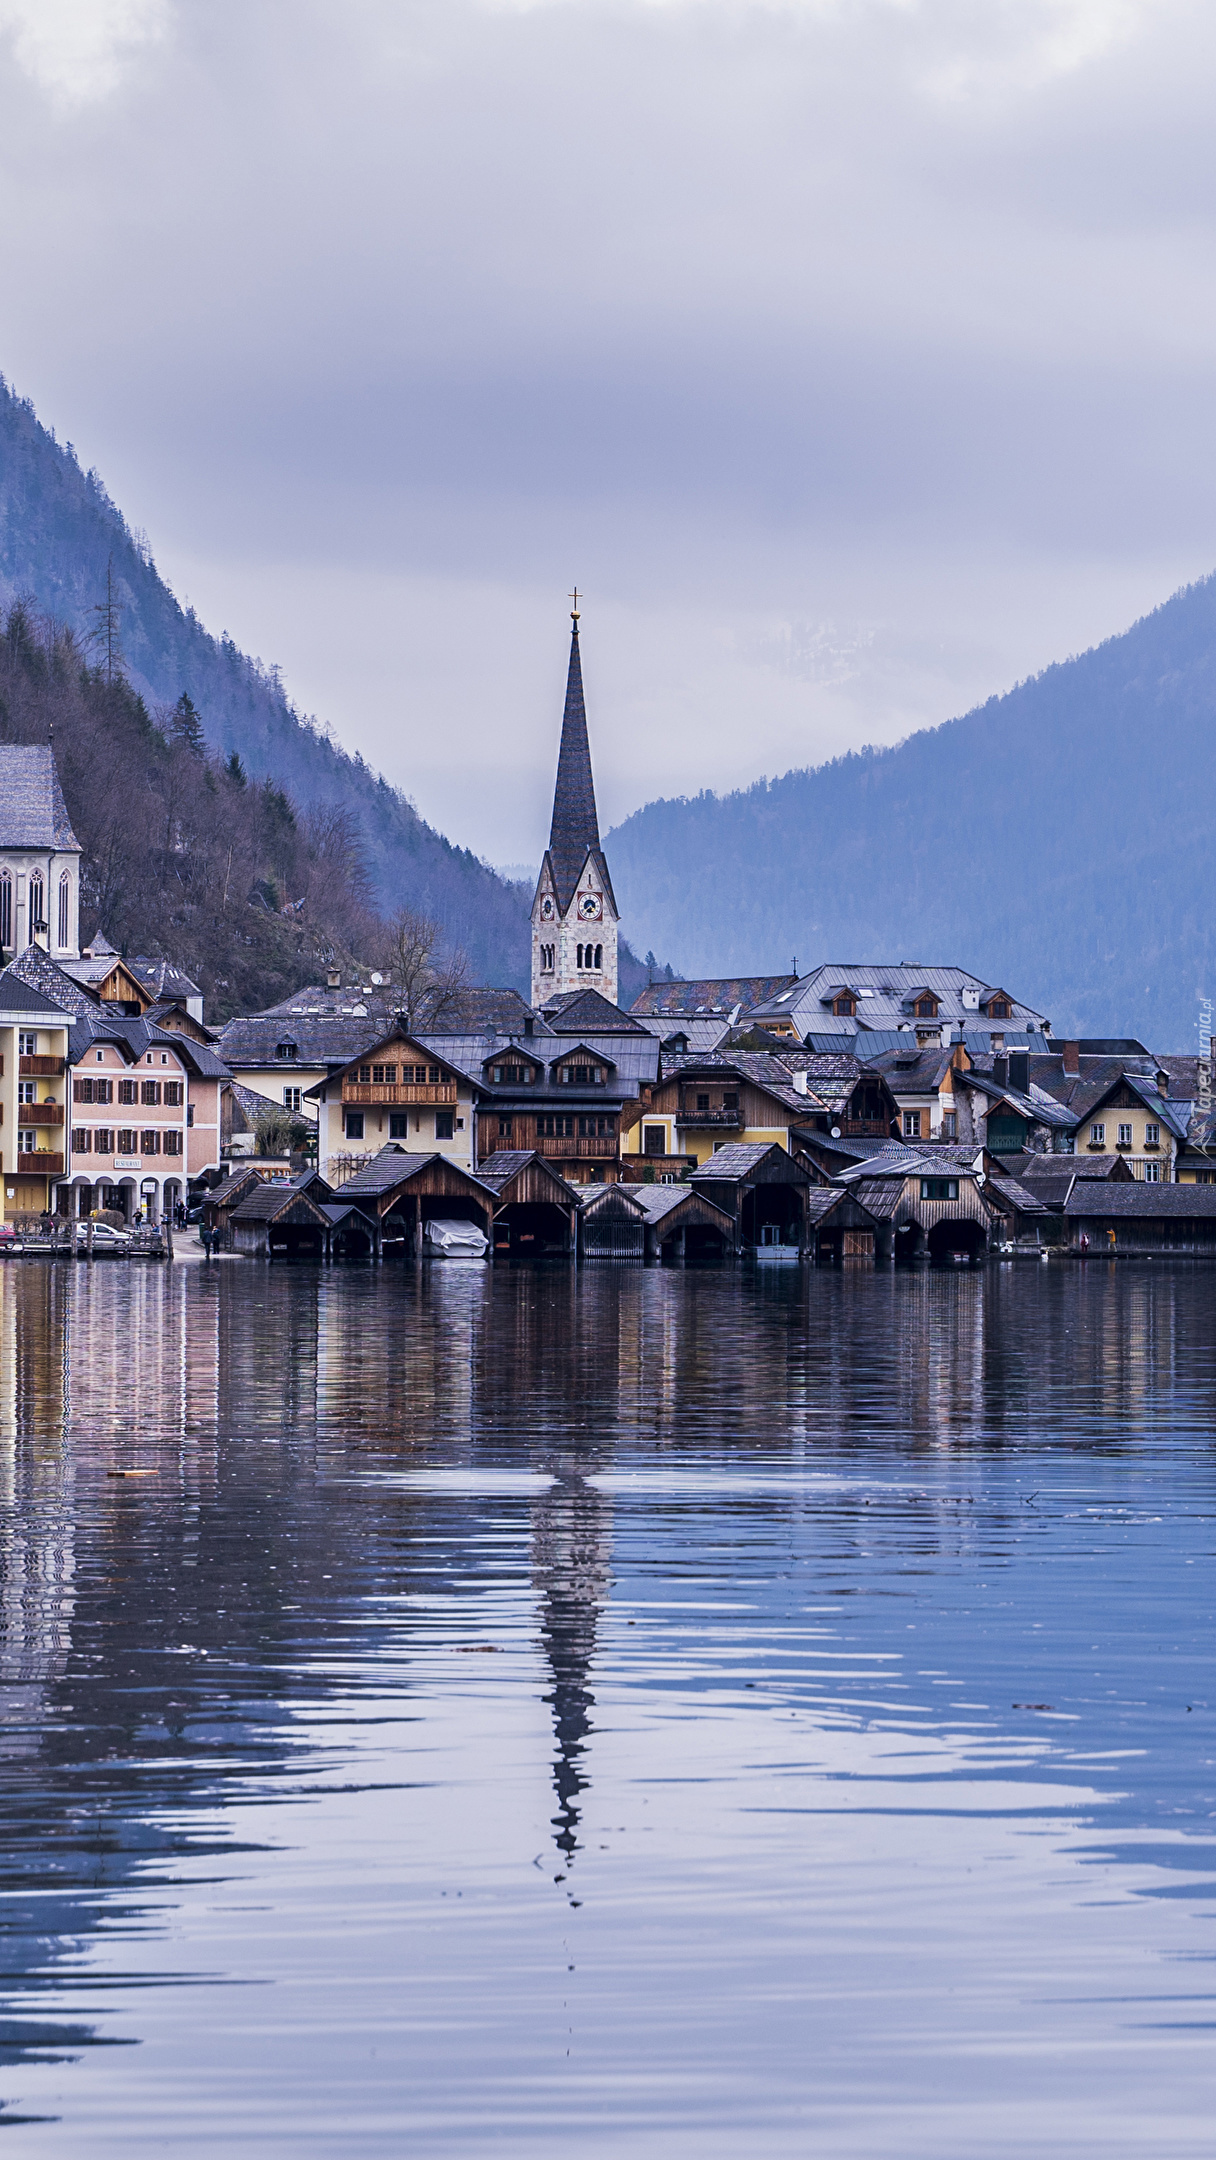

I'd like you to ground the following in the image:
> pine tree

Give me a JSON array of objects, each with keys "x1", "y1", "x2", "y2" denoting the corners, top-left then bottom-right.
[
  {"x1": 171, "y1": 691, "x2": 206, "y2": 755},
  {"x1": 226, "y1": 750, "x2": 247, "y2": 787},
  {"x1": 87, "y1": 554, "x2": 125, "y2": 685}
]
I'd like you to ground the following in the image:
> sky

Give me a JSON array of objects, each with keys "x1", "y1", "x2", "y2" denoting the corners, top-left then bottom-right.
[{"x1": 1, "y1": 0, "x2": 1215, "y2": 863}]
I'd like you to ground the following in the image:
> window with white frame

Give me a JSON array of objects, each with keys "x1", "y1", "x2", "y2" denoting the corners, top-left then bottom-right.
[
  {"x1": 1143, "y1": 1159, "x2": 1161, "y2": 1182},
  {"x1": 57, "y1": 872, "x2": 70, "y2": 949},
  {"x1": 1117, "y1": 1123, "x2": 1132, "y2": 1147},
  {"x1": 1090, "y1": 1122, "x2": 1105, "y2": 1145},
  {"x1": 0, "y1": 872, "x2": 11, "y2": 950},
  {"x1": 1144, "y1": 1122, "x2": 1160, "y2": 1146}
]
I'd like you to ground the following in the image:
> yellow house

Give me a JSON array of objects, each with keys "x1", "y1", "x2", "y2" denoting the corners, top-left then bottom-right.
[
  {"x1": 620, "y1": 1053, "x2": 896, "y2": 1175},
  {"x1": 0, "y1": 978, "x2": 73, "y2": 1221},
  {"x1": 306, "y1": 1027, "x2": 476, "y2": 1184}
]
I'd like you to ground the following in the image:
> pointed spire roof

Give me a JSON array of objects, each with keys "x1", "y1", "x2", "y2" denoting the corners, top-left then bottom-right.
[{"x1": 545, "y1": 608, "x2": 607, "y2": 914}]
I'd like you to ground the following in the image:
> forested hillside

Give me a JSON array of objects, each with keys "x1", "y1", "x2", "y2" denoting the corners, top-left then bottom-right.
[
  {"x1": 0, "y1": 601, "x2": 380, "y2": 1020},
  {"x1": 607, "y1": 575, "x2": 1216, "y2": 1048},
  {"x1": 0, "y1": 375, "x2": 533, "y2": 987}
]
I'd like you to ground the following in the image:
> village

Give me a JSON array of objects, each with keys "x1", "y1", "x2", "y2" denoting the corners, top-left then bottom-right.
[{"x1": 1, "y1": 610, "x2": 1214, "y2": 1268}]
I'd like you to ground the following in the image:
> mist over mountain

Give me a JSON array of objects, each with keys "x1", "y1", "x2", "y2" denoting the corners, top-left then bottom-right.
[
  {"x1": 0, "y1": 376, "x2": 546, "y2": 991},
  {"x1": 606, "y1": 578, "x2": 1216, "y2": 1050}
]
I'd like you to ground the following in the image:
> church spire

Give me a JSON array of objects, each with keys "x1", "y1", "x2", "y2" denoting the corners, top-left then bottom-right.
[{"x1": 546, "y1": 596, "x2": 601, "y2": 913}]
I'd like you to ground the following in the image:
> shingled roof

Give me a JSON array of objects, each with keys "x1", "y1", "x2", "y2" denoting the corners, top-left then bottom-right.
[{"x1": 0, "y1": 745, "x2": 80, "y2": 851}]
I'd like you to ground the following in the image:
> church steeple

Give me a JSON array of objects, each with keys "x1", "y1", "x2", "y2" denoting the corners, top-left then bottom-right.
[
  {"x1": 547, "y1": 599, "x2": 601, "y2": 913},
  {"x1": 531, "y1": 598, "x2": 620, "y2": 1009}
]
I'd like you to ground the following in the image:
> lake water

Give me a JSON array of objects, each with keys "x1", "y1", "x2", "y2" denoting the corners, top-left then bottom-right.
[{"x1": 0, "y1": 1255, "x2": 1212, "y2": 2155}]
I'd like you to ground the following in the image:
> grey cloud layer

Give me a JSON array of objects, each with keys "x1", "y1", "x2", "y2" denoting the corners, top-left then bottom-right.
[{"x1": 0, "y1": 0, "x2": 1212, "y2": 853}]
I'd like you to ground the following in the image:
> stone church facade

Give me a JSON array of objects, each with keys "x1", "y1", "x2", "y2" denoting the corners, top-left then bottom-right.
[{"x1": 531, "y1": 606, "x2": 619, "y2": 1007}]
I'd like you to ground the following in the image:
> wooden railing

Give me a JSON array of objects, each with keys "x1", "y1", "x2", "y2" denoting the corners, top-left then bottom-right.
[
  {"x1": 675, "y1": 1108, "x2": 743, "y2": 1128},
  {"x1": 529, "y1": 1135, "x2": 619, "y2": 1161},
  {"x1": 20, "y1": 1056, "x2": 64, "y2": 1077},
  {"x1": 21, "y1": 1104, "x2": 64, "y2": 1126},
  {"x1": 15, "y1": 1152, "x2": 65, "y2": 1176},
  {"x1": 342, "y1": 1082, "x2": 457, "y2": 1106}
]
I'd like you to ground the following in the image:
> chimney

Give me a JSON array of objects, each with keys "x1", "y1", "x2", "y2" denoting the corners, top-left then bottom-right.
[
  {"x1": 1061, "y1": 1040, "x2": 1080, "y2": 1077},
  {"x1": 523, "y1": 1015, "x2": 535, "y2": 1038},
  {"x1": 992, "y1": 1054, "x2": 1007, "y2": 1087},
  {"x1": 791, "y1": 1068, "x2": 808, "y2": 1095},
  {"x1": 1008, "y1": 1051, "x2": 1029, "y2": 1093},
  {"x1": 327, "y1": 969, "x2": 341, "y2": 990}
]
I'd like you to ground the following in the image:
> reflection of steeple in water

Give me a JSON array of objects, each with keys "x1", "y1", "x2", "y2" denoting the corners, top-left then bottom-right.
[{"x1": 531, "y1": 1469, "x2": 613, "y2": 1866}]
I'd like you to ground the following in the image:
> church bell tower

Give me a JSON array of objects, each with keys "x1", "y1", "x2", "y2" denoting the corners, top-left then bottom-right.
[{"x1": 531, "y1": 600, "x2": 619, "y2": 1008}]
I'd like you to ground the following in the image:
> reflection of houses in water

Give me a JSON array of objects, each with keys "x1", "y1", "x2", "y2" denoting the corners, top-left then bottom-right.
[
  {"x1": 0, "y1": 1266, "x2": 74, "y2": 1756},
  {"x1": 315, "y1": 1265, "x2": 483, "y2": 1451}
]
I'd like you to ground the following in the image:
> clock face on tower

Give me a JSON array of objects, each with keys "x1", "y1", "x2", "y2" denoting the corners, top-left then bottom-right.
[
  {"x1": 578, "y1": 893, "x2": 602, "y2": 921},
  {"x1": 540, "y1": 897, "x2": 554, "y2": 920}
]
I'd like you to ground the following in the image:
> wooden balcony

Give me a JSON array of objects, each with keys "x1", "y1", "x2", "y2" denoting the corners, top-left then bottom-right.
[
  {"x1": 342, "y1": 1082, "x2": 456, "y2": 1107},
  {"x1": 15, "y1": 1153, "x2": 64, "y2": 1176},
  {"x1": 20, "y1": 1056, "x2": 64, "y2": 1078},
  {"x1": 530, "y1": 1134, "x2": 620, "y2": 1162},
  {"x1": 21, "y1": 1103, "x2": 64, "y2": 1126},
  {"x1": 675, "y1": 1108, "x2": 743, "y2": 1129},
  {"x1": 838, "y1": 1118, "x2": 890, "y2": 1137}
]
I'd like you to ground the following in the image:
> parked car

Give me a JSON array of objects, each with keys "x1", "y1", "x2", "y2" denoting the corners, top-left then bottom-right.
[{"x1": 74, "y1": 1221, "x2": 135, "y2": 1255}]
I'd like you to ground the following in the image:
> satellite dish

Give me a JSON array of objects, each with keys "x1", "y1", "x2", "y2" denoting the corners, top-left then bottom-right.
[
  {"x1": 831, "y1": 1126, "x2": 842, "y2": 1138},
  {"x1": 370, "y1": 971, "x2": 384, "y2": 985}
]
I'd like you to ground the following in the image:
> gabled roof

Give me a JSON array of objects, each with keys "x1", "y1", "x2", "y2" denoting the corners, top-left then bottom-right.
[
  {"x1": 1064, "y1": 1184, "x2": 1216, "y2": 1218},
  {"x1": 632, "y1": 1016, "x2": 733, "y2": 1054},
  {"x1": 628, "y1": 1183, "x2": 733, "y2": 1226},
  {"x1": 123, "y1": 956, "x2": 204, "y2": 1004},
  {"x1": 691, "y1": 1141, "x2": 810, "y2": 1183},
  {"x1": 337, "y1": 1146, "x2": 496, "y2": 1200},
  {"x1": 629, "y1": 976, "x2": 796, "y2": 1019},
  {"x1": 326, "y1": 1027, "x2": 465, "y2": 1086},
  {"x1": 577, "y1": 1182, "x2": 647, "y2": 1217},
  {"x1": 847, "y1": 1179, "x2": 907, "y2": 1219},
  {"x1": 804, "y1": 1186, "x2": 879, "y2": 1227},
  {"x1": 0, "y1": 745, "x2": 79, "y2": 851},
  {"x1": 987, "y1": 1174, "x2": 1051, "y2": 1216},
  {"x1": 0, "y1": 959, "x2": 73, "y2": 1018},
  {"x1": 476, "y1": 1149, "x2": 578, "y2": 1200},
  {"x1": 834, "y1": 1141, "x2": 987, "y2": 1182},
  {"x1": 546, "y1": 1040, "x2": 618, "y2": 1073},
  {"x1": 231, "y1": 1177, "x2": 332, "y2": 1225},
  {"x1": 540, "y1": 988, "x2": 647, "y2": 1034},
  {"x1": 217, "y1": 1010, "x2": 385, "y2": 1069},
  {"x1": 748, "y1": 963, "x2": 1049, "y2": 1038}
]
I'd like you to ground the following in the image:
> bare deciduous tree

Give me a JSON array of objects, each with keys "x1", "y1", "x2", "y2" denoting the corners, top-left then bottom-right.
[{"x1": 379, "y1": 907, "x2": 469, "y2": 1033}]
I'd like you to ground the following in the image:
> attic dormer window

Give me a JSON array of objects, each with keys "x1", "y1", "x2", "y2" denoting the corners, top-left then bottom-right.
[
  {"x1": 832, "y1": 993, "x2": 856, "y2": 1018},
  {"x1": 914, "y1": 994, "x2": 939, "y2": 1020},
  {"x1": 985, "y1": 996, "x2": 1012, "y2": 1019},
  {"x1": 276, "y1": 1041, "x2": 298, "y2": 1060}
]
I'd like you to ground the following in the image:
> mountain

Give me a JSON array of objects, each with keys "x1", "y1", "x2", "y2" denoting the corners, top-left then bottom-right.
[
  {"x1": 0, "y1": 375, "x2": 538, "y2": 992},
  {"x1": 606, "y1": 576, "x2": 1216, "y2": 1049}
]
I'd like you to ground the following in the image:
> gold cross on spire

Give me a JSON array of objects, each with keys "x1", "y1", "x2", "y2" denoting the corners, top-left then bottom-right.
[{"x1": 569, "y1": 586, "x2": 581, "y2": 622}]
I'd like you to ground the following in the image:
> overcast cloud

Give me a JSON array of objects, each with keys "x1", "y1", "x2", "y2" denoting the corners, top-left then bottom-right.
[{"x1": 1, "y1": 0, "x2": 1214, "y2": 858}]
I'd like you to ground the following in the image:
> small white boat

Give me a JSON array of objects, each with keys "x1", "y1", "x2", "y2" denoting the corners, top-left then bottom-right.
[{"x1": 423, "y1": 1218, "x2": 490, "y2": 1258}]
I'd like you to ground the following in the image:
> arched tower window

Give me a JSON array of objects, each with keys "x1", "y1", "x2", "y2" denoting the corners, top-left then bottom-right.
[
  {"x1": 0, "y1": 872, "x2": 10, "y2": 951},
  {"x1": 594, "y1": 944, "x2": 602, "y2": 969},
  {"x1": 28, "y1": 871, "x2": 44, "y2": 936},
  {"x1": 58, "y1": 871, "x2": 70, "y2": 949}
]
